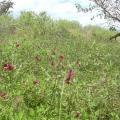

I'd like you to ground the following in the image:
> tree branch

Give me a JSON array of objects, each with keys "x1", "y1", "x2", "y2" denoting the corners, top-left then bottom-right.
[{"x1": 109, "y1": 32, "x2": 120, "y2": 40}]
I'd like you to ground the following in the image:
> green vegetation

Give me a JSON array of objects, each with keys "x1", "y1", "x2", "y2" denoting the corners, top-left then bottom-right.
[{"x1": 0, "y1": 11, "x2": 120, "y2": 120}]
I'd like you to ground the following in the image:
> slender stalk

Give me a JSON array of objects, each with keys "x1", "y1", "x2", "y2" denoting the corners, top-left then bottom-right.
[{"x1": 58, "y1": 80, "x2": 65, "y2": 120}]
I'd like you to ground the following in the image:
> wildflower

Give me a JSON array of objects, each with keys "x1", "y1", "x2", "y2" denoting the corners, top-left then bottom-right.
[
  {"x1": 3, "y1": 64, "x2": 14, "y2": 71},
  {"x1": 33, "y1": 80, "x2": 40, "y2": 85},
  {"x1": 74, "y1": 111, "x2": 80, "y2": 118},
  {"x1": 65, "y1": 69, "x2": 75, "y2": 84},
  {"x1": 35, "y1": 56, "x2": 41, "y2": 62},
  {"x1": 59, "y1": 55, "x2": 64, "y2": 62},
  {"x1": 11, "y1": 30, "x2": 16, "y2": 35},
  {"x1": 16, "y1": 43, "x2": 20, "y2": 48},
  {"x1": 11, "y1": 27, "x2": 16, "y2": 35},
  {"x1": 0, "y1": 91, "x2": 7, "y2": 100}
]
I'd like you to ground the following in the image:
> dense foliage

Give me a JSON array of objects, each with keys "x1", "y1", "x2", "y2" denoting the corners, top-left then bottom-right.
[{"x1": 0, "y1": 11, "x2": 120, "y2": 120}]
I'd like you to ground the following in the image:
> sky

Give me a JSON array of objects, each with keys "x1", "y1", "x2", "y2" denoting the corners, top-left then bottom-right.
[{"x1": 6, "y1": 0, "x2": 106, "y2": 27}]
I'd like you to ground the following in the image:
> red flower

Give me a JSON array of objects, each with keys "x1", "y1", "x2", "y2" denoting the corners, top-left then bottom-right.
[
  {"x1": 11, "y1": 27, "x2": 17, "y2": 35},
  {"x1": 65, "y1": 69, "x2": 75, "y2": 84},
  {"x1": 16, "y1": 43, "x2": 20, "y2": 48},
  {"x1": 33, "y1": 80, "x2": 40, "y2": 85},
  {"x1": 74, "y1": 111, "x2": 80, "y2": 118},
  {"x1": 35, "y1": 56, "x2": 41, "y2": 62},
  {"x1": 0, "y1": 91, "x2": 8, "y2": 100},
  {"x1": 59, "y1": 55, "x2": 64, "y2": 62},
  {"x1": 3, "y1": 64, "x2": 14, "y2": 71},
  {"x1": 11, "y1": 29, "x2": 16, "y2": 35}
]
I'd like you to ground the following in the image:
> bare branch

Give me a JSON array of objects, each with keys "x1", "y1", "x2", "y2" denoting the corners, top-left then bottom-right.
[
  {"x1": 76, "y1": 0, "x2": 120, "y2": 40},
  {"x1": 0, "y1": 0, "x2": 14, "y2": 15}
]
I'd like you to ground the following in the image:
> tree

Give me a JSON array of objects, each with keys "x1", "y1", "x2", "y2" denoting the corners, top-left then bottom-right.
[
  {"x1": 0, "y1": 0, "x2": 14, "y2": 15},
  {"x1": 76, "y1": 0, "x2": 120, "y2": 40}
]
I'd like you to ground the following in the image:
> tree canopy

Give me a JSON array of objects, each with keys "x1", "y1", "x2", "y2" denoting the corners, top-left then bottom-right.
[
  {"x1": 0, "y1": 0, "x2": 14, "y2": 15},
  {"x1": 76, "y1": 0, "x2": 120, "y2": 40}
]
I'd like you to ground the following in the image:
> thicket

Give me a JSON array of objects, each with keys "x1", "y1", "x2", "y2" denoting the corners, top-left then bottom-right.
[{"x1": 0, "y1": 11, "x2": 116, "y2": 42}]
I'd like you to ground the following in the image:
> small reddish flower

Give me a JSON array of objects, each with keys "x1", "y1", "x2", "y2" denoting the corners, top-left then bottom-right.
[
  {"x1": 3, "y1": 64, "x2": 14, "y2": 71},
  {"x1": 0, "y1": 91, "x2": 8, "y2": 100},
  {"x1": 16, "y1": 43, "x2": 20, "y2": 48},
  {"x1": 65, "y1": 69, "x2": 75, "y2": 84},
  {"x1": 74, "y1": 111, "x2": 80, "y2": 118},
  {"x1": 59, "y1": 55, "x2": 64, "y2": 62},
  {"x1": 11, "y1": 27, "x2": 16, "y2": 35},
  {"x1": 33, "y1": 80, "x2": 40, "y2": 85},
  {"x1": 35, "y1": 56, "x2": 41, "y2": 62},
  {"x1": 11, "y1": 30, "x2": 16, "y2": 35}
]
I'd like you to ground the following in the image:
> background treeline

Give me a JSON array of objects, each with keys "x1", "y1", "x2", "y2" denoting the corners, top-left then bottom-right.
[{"x1": 0, "y1": 11, "x2": 117, "y2": 42}]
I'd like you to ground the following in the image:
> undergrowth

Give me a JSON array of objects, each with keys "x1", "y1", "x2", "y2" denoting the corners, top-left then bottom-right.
[{"x1": 0, "y1": 11, "x2": 120, "y2": 120}]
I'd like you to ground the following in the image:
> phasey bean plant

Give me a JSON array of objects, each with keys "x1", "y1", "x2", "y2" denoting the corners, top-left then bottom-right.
[{"x1": 76, "y1": 0, "x2": 120, "y2": 40}]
